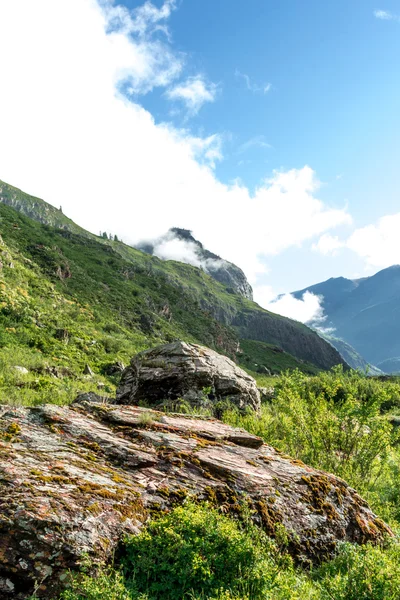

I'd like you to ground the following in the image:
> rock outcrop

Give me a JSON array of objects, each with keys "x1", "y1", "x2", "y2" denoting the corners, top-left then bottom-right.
[
  {"x1": 0, "y1": 399, "x2": 391, "y2": 598},
  {"x1": 116, "y1": 342, "x2": 261, "y2": 412}
]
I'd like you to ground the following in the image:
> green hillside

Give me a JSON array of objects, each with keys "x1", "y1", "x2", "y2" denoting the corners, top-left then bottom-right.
[
  {"x1": 0, "y1": 181, "x2": 347, "y2": 405},
  {"x1": 239, "y1": 339, "x2": 320, "y2": 375}
]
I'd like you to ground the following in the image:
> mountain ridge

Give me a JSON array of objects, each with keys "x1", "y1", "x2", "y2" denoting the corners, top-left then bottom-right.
[
  {"x1": 0, "y1": 178, "x2": 347, "y2": 397},
  {"x1": 292, "y1": 266, "x2": 400, "y2": 372},
  {"x1": 136, "y1": 226, "x2": 254, "y2": 300}
]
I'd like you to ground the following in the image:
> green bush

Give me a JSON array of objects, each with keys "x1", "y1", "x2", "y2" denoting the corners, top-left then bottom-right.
[
  {"x1": 224, "y1": 368, "x2": 398, "y2": 494},
  {"x1": 59, "y1": 567, "x2": 135, "y2": 600},
  {"x1": 52, "y1": 505, "x2": 400, "y2": 600},
  {"x1": 314, "y1": 540, "x2": 400, "y2": 600},
  {"x1": 122, "y1": 503, "x2": 290, "y2": 600}
]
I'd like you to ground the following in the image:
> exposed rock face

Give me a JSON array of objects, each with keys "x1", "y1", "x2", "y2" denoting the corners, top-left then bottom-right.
[
  {"x1": 136, "y1": 227, "x2": 254, "y2": 301},
  {"x1": 233, "y1": 309, "x2": 348, "y2": 371},
  {"x1": 116, "y1": 342, "x2": 261, "y2": 412},
  {"x1": 0, "y1": 400, "x2": 391, "y2": 598}
]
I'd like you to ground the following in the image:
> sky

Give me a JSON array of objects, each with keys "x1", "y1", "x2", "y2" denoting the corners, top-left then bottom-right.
[{"x1": 0, "y1": 0, "x2": 399, "y2": 322}]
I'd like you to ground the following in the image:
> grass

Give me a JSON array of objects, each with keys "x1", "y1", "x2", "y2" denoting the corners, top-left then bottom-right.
[{"x1": 0, "y1": 198, "x2": 334, "y2": 406}]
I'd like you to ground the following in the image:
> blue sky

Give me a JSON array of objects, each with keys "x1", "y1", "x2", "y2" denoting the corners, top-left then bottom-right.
[
  {"x1": 131, "y1": 0, "x2": 400, "y2": 297},
  {"x1": 0, "y1": 0, "x2": 400, "y2": 321},
  {"x1": 137, "y1": 0, "x2": 400, "y2": 212}
]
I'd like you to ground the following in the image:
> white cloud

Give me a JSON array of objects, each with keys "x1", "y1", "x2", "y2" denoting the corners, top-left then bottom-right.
[
  {"x1": 346, "y1": 213, "x2": 400, "y2": 268},
  {"x1": 235, "y1": 70, "x2": 272, "y2": 94},
  {"x1": 373, "y1": 9, "x2": 399, "y2": 20},
  {"x1": 100, "y1": 0, "x2": 184, "y2": 94},
  {"x1": 0, "y1": 0, "x2": 351, "y2": 287},
  {"x1": 254, "y1": 289, "x2": 325, "y2": 324},
  {"x1": 166, "y1": 75, "x2": 218, "y2": 116},
  {"x1": 237, "y1": 136, "x2": 272, "y2": 154},
  {"x1": 186, "y1": 133, "x2": 224, "y2": 167},
  {"x1": 312, "y1": 233, "x2": 344, "y2": 256},
  {"x1": 312, "y1": 212, "x2": 400, "y2": 270},
  {"x1": 141, "y1": 230, "x2": 228, "y2": 274},
  {"x1": 152, "y1": 237, "x2": 203, "y2": 267},
  {"x1": 252, "y1": 284, "x2": 275, "y2": 307}
]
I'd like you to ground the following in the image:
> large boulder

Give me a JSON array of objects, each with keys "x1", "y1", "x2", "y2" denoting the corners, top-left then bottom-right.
[
  {"x1": 116, "y1": 341, "x2": 261, "y2": 412},
  {"x1": 0, "y1": 400, "x2": 392, "y2": 598}
]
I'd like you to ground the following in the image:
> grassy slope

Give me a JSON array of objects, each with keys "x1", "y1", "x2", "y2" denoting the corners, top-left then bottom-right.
[
  {"x1": 0, "y1": 204, "x2": 243, "y2": 404},
  {"x1": 239, "y1": 339, "x2": 320, "y2": 375},
  {"x1": 0, "y1": 180, "x2": 347, "y2": 405}
]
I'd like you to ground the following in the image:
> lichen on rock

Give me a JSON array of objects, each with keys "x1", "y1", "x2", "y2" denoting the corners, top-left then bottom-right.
[
  {"x1": 116, "y1": 341, "x2": 261, "y2": 412},
  {"x1": 0, "y1": 400, "x2": 392, "y2": 598}
]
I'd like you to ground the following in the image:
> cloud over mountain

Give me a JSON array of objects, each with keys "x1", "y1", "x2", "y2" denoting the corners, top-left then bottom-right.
[{"x1": 0, "y1": 0, "x2": 351, "y2": 290}]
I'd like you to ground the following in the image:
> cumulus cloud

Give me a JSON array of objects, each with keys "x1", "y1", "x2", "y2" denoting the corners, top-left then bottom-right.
[
  {"x1": 101, "y1": 0, "x2": 184, "y2": 94},
  {"x1": 0, "y1": 0, "x2": 351, "y2": 287},
  {"x1": 235, "y1": 70, "x2": 272, "y2": 94},
  {"x1": 152, "y1": 236, "x2": 203, "y2": 267},
  {"x1": 313, "y1": 213, "x2": 400, "y2": 269},
  {"x1": 142, "y1": 230, "x2": 227, "y2": 274},
  {"x1": 166, "y1": 75, "x2": 218, "y2": 116},
  {"x1": 346, "y1": 213, "x2": 400, "y2": 268},
  {"x1": 253, "y1": 287, "x2": 325, "y2": 324},
  {"x1": 312, "y1": 233, "x2": 344, "y2": 256}
]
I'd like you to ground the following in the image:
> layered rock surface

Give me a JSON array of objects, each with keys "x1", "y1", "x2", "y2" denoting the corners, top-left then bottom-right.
[
  {"x1": 0, "y1": 399, "x2": 391, "y2": 599},
  {"x1": 116, "y1": 341, "x2": 261, "y2": 412}
]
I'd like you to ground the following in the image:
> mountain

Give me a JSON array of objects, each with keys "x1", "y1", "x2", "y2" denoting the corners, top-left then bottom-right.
[
  {"x1": 292, "y1": 267, "x2": 400, "y2": 372},
  {"x1": 136, "y1": 227, "x2": 254, "y2": 300},
  {"x1": 319, "y1": 333, "x2": 382, "y2": 375},
  {"x1": 0, "y1": 179, "x2": 88, "y2": 235},
  {"x1": 0, "y1": 179, "x2": 346, "y2": 404}
]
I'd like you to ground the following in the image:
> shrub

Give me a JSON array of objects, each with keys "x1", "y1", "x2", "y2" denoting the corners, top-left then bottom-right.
[
  {"x1": 224, "y1": 368, "x2": 398, "y2": 494},
  {"x1": 314, "y1": 540, "x2": 400, "y2": 600},
  {"x1": 122, "y1": 503, "x2": 284, "y2": 600},
  {"x1": 58, "y1": 567, "x2": 134, "y2": 600}
]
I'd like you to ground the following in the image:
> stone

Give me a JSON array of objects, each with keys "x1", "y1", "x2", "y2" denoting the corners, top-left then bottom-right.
[
  {"x1": 0, "y1": 400, "x2": 391, "y2": 598},
  {"x1": 13, "y1": 366, "x2": 28, "y2": 375},
  {"x1": 32, "y1": 365, "x2": 73, "y2": 379},
  {"x1": 116, "y1": 341, "x2": 261, "y2": 412},
  {"x1": 54, "y1": 329, "x2": 69, "y2": 342},
  {"x1": 103, "y1": 361, "x2": 126, "y2": 376},
  {"x1": 258, "y1": 387, "x2": 275, "y2": 401}
]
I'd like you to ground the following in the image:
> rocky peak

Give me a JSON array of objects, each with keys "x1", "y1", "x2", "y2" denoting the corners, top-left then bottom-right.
[{"x1": 136, "y1": 227, "x2": 253, "y2": 301}]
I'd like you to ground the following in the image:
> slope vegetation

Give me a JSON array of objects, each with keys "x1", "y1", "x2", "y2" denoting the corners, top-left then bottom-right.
[{"x1": 0, "y1": 180, "x2": 346, "y2": 404}]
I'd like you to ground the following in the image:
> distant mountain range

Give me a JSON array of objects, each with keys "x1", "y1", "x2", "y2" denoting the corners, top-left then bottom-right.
[{"x1": 292, "y1": 266, "x2": 400, "y2": 373}]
